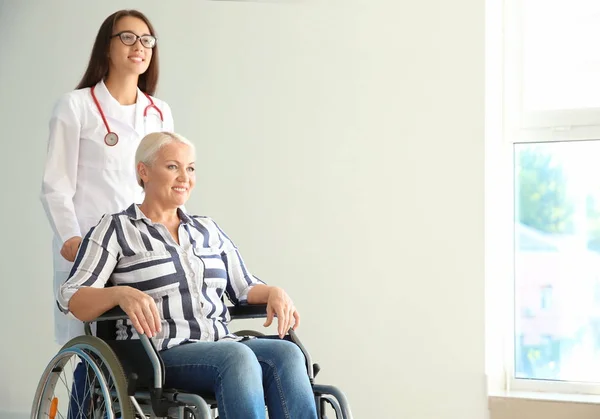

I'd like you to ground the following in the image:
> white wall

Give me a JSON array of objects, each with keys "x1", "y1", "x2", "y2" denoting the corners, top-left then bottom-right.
[{"x1": 0, "y1": 1, "x2": 486, "y2": 418}]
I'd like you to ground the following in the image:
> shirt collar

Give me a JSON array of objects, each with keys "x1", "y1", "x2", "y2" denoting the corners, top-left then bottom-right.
[
  {"x1": 177, "y1": 207, "x2": 193, "y2": 225},
  {"x1": 124, "y1": 204, "x2": 192, "y2": 225}
]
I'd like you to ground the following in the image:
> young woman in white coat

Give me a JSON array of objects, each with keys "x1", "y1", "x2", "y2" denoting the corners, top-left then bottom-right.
[{"x1": 40, "y1": 9, "x2": 175, "y2": 348}]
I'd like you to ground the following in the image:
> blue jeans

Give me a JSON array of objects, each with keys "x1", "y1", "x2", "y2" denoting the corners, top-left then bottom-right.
[{"x1": 160, "y1": 338, "x2": 318, "y2": 419}]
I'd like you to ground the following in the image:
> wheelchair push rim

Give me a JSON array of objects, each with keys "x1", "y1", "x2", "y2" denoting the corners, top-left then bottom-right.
[{"x1": 31, "y1": 335, "x2": 134, "y2": 419}]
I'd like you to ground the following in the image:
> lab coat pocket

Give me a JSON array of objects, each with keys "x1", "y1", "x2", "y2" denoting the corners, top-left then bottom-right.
[
  {"x1": 80, "y1": 124, "x2": 138, "y2": 170},
  {"x1": 79, "y1": 130, "x2": 108, "y2": 169}
]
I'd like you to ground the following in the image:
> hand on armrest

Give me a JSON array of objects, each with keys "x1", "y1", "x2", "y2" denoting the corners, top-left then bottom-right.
[
  {"x1": 70, "y1": 286, "x2": 161, "y2": 337},
  {"x1": 248, "y1": 285, "x2": 300, "y2": 339}
]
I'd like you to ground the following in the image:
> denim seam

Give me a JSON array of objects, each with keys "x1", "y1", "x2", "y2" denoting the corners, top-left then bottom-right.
[
  {"x1": 164, "y1": 364, "x2": 230, "y2": 419},
  {"x1": 257, "y1": 356, "x2": 290, "y2": 419}
]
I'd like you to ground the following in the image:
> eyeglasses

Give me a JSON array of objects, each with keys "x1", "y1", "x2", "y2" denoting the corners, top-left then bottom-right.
[{"x1": 111, "y1": 31, "x2": 157, "y2": 49}]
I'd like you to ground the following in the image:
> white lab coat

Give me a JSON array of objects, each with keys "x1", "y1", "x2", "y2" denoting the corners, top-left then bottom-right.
[{"x1": 40, "y1": 79, "x2": 174, "y2": 345}]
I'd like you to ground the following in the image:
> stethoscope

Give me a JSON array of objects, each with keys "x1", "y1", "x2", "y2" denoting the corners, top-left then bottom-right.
[{"x1": 90, "y1": 85, "x2": 164, "y2": 147}]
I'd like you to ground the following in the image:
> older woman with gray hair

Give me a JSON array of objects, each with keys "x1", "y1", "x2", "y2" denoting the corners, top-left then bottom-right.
[{"x1": 57, "y1": 131, "x2": 318, "y2": 419}]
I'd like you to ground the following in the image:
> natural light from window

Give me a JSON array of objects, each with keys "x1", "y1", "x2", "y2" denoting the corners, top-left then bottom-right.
[{"x1": 505, "y1": 0, "x2": 600, "y2": 390}]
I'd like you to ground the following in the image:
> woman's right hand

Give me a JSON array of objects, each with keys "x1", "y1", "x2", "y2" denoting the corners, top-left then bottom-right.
[
  {"x1": 116, "y1": 286, "x2": 162, "y2": 337},
  {"x1": 60, "y1": 236, "x2": 82, "y2": 262}
]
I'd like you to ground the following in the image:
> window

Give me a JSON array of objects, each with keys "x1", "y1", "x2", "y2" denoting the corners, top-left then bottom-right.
[
  {"x1": 500, "y1": 0, "x2": 600, "y2": 392},
  {"x1": 521, "y1": 1, "x2": 600, "y2": 113},
  {"x1": 506, "y1": 0, "x2": 600, "y2": 140},
  {"x1": 540, "y1": 286, "x2": 552, "y2": 311},
  {"x1": 514, "y1": 141, "x2": 600, "y2": 383}
]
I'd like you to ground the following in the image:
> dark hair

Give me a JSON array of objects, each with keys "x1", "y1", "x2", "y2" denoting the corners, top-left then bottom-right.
[{"x1": 75, "y1": 10, "x2": 159, "y2": 95}]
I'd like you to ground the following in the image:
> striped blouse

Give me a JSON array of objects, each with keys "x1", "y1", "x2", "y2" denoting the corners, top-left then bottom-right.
[{"x1": 57, "y1": 203, "x2": 264, "y2": 350}]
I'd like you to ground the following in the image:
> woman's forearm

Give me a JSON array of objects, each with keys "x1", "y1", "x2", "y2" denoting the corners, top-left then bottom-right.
[
  {"x1": 247, "y1": 284, "x2": 272, "y2": 304},
  {"x1": 68, "y1": 287, "x2": 121, "y2": 321}
]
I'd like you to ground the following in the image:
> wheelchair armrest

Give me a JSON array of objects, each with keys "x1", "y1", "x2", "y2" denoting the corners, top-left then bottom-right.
[
  {"x1": 93, "y1": 306, "x2": 129, "y2": 322},
  {"x1": 90, "y1": 304, "x2": 266, "y2": 323},
  {"x1": 84, "y1": 306, "x2": 167, "y2": 392},
  {"x1": 228, "y1": 303, "x2": 267, "y2": 320},
  {"x1": 91, "y1": 304, "x2": 266, "y2": 322}
]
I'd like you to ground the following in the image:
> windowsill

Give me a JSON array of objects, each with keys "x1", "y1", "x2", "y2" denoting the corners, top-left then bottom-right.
[
  {"x1": 489, "y1": 390, "x2": 600, "y2": 405},
  {"x1": 488, "y1": 390, "x2": 600, "y2": 419}
]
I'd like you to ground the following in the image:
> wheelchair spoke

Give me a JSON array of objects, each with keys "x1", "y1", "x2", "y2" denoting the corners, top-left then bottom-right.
[
  {"x1": 68, "y1": 357, "x2": 84, "y2": 417},
  {"x1": 32, "y1": 337, "x2": 134, "y2": 419}
]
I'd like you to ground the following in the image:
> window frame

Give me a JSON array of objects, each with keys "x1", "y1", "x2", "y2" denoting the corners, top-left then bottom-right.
[
  {"x1": 492, "y1": 0, "x2": 600, "y2": 395},
  {"x1": 504, "y1": 0, "x2": 600, "y2": 144}
]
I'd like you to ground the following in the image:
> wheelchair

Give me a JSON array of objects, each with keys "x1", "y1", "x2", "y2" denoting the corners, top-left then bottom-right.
[{"x1": 31, "y1": 302, "x2": 353, "y2": 418}]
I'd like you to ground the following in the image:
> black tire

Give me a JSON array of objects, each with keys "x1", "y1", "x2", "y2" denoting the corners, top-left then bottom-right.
[{"x1": 31, "y1": 335, "x2": 134, "y2": 419}]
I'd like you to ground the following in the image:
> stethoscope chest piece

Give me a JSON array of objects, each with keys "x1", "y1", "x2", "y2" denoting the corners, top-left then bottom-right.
[{"x1": 104, "y1": 132, "x2": 119, "y2": 147}]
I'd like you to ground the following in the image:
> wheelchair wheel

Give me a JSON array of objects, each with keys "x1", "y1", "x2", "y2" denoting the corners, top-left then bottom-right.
[{"x1": 31, "y1": 335, "x2": 134, "y2": 419}]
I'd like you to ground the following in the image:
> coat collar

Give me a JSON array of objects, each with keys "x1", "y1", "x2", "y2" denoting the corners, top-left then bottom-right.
[{"x1": 92, "y1": 79, "x2": 150, "y2": 137}]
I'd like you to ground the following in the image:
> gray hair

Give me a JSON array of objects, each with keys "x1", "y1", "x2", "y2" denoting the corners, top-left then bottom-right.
[{"x1": 135, "y1": 131, "x2": 196, "y2": 188}]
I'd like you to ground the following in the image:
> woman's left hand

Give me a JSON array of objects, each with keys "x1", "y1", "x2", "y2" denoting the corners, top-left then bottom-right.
[{"x1": 264, "y1": 286, "x2": 300, "y2": 338}]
